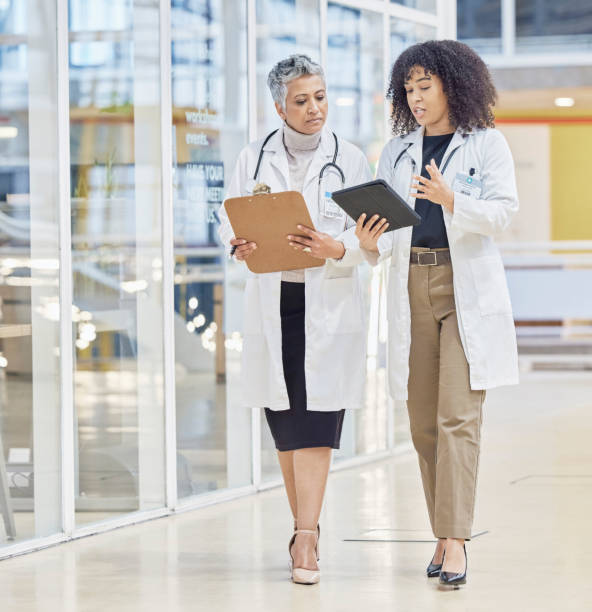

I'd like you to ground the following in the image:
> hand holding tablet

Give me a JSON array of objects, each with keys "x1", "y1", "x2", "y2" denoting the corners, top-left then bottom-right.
[
  {"x1": 330, "y1": 179, "x2": 421, "y2": 233},
  {"x1": 330, "y1": 179, "x2": 421, "y2": 253}
]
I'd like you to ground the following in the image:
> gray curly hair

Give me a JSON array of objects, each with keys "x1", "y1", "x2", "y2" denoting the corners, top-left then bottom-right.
[{"x1": 267, "y1": 54, "x2": 326, "y2": 110}]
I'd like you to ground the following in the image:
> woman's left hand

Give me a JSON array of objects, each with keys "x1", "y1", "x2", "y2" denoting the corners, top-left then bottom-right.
[
  {"x1": 287, "y1": 225, "x2": 346, "y2": 260},
  {"x1": 411, "y1": 158, "x2": 455, "y2": 212}
]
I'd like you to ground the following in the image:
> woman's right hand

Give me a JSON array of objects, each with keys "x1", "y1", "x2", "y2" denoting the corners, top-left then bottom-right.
[
  {"x1": 355, "y1": 214, "x2": 389, "y2": 253},
  {"x1": 230, "y1": 238, "x2": 257, "y2": 261}
]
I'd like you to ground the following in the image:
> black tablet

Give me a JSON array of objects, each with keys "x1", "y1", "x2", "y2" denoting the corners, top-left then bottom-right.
[{"x1": 331, "y1": 179, "x2": 421, "y2": 232}]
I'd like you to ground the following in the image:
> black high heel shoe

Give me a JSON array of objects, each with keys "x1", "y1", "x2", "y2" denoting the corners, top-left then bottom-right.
[
  {"x1": 439, "y1": 544, "x2": 467, "y2": 587},
  {"x1": 426, "y1": 551, "x2": 444, "y2": 578}
]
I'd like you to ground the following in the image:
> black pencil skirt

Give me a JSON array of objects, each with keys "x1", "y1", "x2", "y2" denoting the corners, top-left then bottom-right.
[{"x1": 264, "y1": 281, "x2": 346, "y2": 452}]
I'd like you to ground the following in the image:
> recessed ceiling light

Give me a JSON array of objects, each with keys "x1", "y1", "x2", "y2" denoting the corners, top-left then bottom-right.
[
  {"x1": 554, "y1": 97, "x2": 575, "y2": 107},
  {"x1": 0, "y1": 126, "x2": 17, "y2": 138}
]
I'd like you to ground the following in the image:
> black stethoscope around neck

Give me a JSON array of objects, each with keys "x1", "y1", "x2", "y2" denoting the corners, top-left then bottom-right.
[
  {"x1": 246, "y1": 128, "x2": 345, "y2": 194},
  {"x1": 393, "y1": 136, "x2": 465, "y2": 175}
]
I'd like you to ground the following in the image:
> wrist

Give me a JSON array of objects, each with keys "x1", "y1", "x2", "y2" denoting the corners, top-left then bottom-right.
[
  {"x1": 363, "y1": 239, "x2": 380, "y2": 253},
  {"x1": 333, "y1": 241, "x2": 346, "y2": 260},
  {"x1": 443, "y1": 189, "x2": 455, "y2": 212}
]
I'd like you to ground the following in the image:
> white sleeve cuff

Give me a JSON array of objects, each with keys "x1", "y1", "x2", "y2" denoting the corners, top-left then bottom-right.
[{"x1": 331, "y1": 246, "x2": 363, "y2": 267}]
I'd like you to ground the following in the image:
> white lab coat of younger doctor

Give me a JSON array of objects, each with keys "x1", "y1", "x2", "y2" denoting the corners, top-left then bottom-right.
[
  {"x1": 219, "y1": 126, "x2": 372, "y2": 411},
  {"x1": 372, "y1": 126, "x2": 519, "y2": 400}
]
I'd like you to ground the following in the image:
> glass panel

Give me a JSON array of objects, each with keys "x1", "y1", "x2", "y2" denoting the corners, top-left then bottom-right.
[
  {"x1": 171, "y1": 0, "x2": 250, "y2": 497},
  {"x1": 327, "y1": 4, "x2": 384, "y2": 168},
  {"x1": 326, "y1": 4, "x2": 387, "y2": 460},
  {"x1": 516, "y1": 0, "x2": 592, "y2": 54},
  {"x1": 69, "y1": 0, "x2": 166, "y2": 525},
  {"x1": 457, "y1": 0, "x2": 502, "y2": 55},
  {"x1": 0, "y1": 0, "x2": 62, "y2": 547},
  {"x1": 391, "y1": 0, "x2": 436, "y2": 13},
  {"x1": 256, "y1": 0, "x2": 321, "y2": 135},
  {"x1": 391, "y1": 18, "x2": 438, "y2": 62}
]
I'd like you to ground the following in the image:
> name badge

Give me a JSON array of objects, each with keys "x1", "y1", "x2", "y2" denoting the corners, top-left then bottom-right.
[
  {"x1": 452, "y1": 173, "x2": 483, "y2": 199},
  {"x1": 322, "y1": 192, "x2": 344, "y2": 219}
]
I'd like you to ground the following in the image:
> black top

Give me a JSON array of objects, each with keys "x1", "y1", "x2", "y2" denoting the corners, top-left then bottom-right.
[{"x1": 411, "y1": 132, "x2": 454, "y2": 249}]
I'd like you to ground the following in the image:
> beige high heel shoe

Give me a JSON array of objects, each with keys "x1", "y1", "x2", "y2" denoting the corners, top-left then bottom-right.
[
  {"x1": 289, "y1": 529, "x2": 320, "y2": 585},
  {"x1": 293, "y1": 521, "x2": 320, "y2": 561}
]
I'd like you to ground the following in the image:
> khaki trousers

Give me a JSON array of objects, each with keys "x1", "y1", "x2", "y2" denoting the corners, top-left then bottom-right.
[{"x1": 407, "y1": 248, "x2": 485, "y2": 540}]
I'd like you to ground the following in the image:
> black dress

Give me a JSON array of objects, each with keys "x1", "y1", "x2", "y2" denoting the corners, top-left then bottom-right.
[{"x1": 264, "y1": 281, "x2": 346, "y2": 452}]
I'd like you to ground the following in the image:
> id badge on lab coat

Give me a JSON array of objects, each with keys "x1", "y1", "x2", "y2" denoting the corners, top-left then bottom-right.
[
  {"x1": 321, "y1": 191, "x2": 345, "y2": 219},
  {"x1": 452, "y1": 173, "x2": 483, "y2": 199}
]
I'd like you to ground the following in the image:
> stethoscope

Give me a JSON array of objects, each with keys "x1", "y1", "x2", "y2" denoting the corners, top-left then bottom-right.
[
  {"x1": 246, "y1": 129, "x2": 346, "y2": 217},
  {"x1": 393, "y1": 138, "x2": 465, "y2": 174}
]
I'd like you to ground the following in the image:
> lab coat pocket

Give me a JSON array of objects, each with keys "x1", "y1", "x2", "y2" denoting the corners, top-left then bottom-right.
[
  {"x1": 469, "y1": 255, "x2": 512, "y2": 317},
  {"x1": 316, "y1": 212, "x2": 348, "y2": 238},
  {"x1": 323, "y1": 276, "x2": 363, "y2": 334}
]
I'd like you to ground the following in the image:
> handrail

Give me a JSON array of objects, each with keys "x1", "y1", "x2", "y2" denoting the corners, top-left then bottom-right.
[{"x1": 499, "y1": 241, "x2": 592, "y2": 252}]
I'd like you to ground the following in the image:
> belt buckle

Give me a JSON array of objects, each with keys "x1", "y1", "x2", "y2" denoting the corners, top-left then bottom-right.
[{"x1": 418, "y1": 251, "x2": 437, "y2": 266}]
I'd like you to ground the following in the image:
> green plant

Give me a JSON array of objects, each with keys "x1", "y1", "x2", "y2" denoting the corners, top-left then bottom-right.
[
  {"x1": 73, "y1": 172, "x2": 88, "y2": 198},
  {"x1": 94, "y1": 148, "x2": 117, "y2": 198}
]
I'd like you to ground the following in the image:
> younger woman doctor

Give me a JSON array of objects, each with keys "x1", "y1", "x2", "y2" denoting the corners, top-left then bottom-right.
[
  {"x1": 218, "y1": 55, "x2": 371, "y2": 585},
  {"x1": 357, "y1": 40, "x2": 519, "y2": 587}
]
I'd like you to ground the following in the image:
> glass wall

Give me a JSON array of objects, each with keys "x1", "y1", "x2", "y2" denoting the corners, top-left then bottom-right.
[
  {"x1": 327, "y1": 4, "x2": 384, "y2": 166},
  {"x1": 516, "y1": 0, "x2": 592, "y2": 54},
  {"x1": 0, "y1": 1, "x2": 62, "y2": 547},
  {"x1": 391, "y1": 17, "x2": 438, "y2": 61},
  {"x1": 391, "y1": 0, "x2": 436, "y2": 13},
  {"x1": 457, "y1": 0, "x2": 502, "y2": 54},
  {"x1": 171, "y1": 0, "x2": 251, "y2": 497},
  {"x1": 1, "y1": 0, "x2": 441, "y2": 556},
  {"x1": 326, "y1": 5, "x2": 387, "y2": 460},
  {"x1": 459, "y1": 0, "x2": 592, "y2": 57},
  {"x1": 256, "y1": 0, "x2": 321, "y2": 135},
  {"x1": 69, "y1": 0, "x2": 166, "y2": 525}
]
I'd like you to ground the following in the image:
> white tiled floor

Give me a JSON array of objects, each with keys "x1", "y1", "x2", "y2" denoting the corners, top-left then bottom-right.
[{"x1": 1, "y1": 372, "x2": 591, "y2": 611}]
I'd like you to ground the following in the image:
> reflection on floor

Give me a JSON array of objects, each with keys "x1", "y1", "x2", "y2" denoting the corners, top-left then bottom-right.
[
  {"x1": 3, "y1": 359, "x2": 396, "y2": 542},
  {"x1": 1, "y1": 371, "x2": 591, "y2": 610}
]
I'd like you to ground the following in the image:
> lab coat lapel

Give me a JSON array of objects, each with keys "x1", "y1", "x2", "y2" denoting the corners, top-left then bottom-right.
[
  {"x1": 440, "y1": 128, "x2": 468, "y2": 176},
  {"x1": 441, "y1": 128, "x2": 470, "y2": 238},
  {"x1": 402, "y1": 126, "x2": 425, "y2": 175}
]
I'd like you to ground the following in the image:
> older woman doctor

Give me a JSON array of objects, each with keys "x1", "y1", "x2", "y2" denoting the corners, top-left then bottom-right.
[{"x1": 218, "y1": 55, "x2": 371, "y2": 585}]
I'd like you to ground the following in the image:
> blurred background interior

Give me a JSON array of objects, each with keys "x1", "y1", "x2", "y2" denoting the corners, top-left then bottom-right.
[{"x1": 0, "y1": 0, "x2": 590, "y2": 555}]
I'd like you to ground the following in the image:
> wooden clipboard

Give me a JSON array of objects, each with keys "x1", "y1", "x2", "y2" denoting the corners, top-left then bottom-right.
[{"x1": 224, "y1": 190, "x2": 325, "y2": 274}]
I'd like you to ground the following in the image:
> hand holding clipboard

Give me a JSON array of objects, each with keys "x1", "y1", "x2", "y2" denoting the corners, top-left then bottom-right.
[
  {"x1": 230, "y1": 238, "x2": 257, "y2": 261},
  {"x1": 224, "y1": 191, "x2": 325, "y2": 273}
]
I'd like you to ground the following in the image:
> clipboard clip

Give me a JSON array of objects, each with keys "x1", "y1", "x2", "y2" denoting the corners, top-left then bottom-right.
[{"x1": 252, "y1": 182, "x2": 272, "y2": 195}]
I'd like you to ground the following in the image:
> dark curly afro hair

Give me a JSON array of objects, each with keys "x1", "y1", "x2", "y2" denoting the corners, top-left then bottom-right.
[{"x1": 387, "y1": 39, "x2": 497, "y2": 136}]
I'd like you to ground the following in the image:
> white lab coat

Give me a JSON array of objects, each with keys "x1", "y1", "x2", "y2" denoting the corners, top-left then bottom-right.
[
  {"x1": 372, "y1": 126, "x2": 519, "y2": 401},
  {"x1": 219, "y1": 126, "x2": 372, "y2": 411}
]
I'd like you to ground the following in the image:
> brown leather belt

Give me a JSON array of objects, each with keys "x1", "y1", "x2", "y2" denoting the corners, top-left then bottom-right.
[{"x1": 409, "y1": 249, "x2": 451, "y2": 266}]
